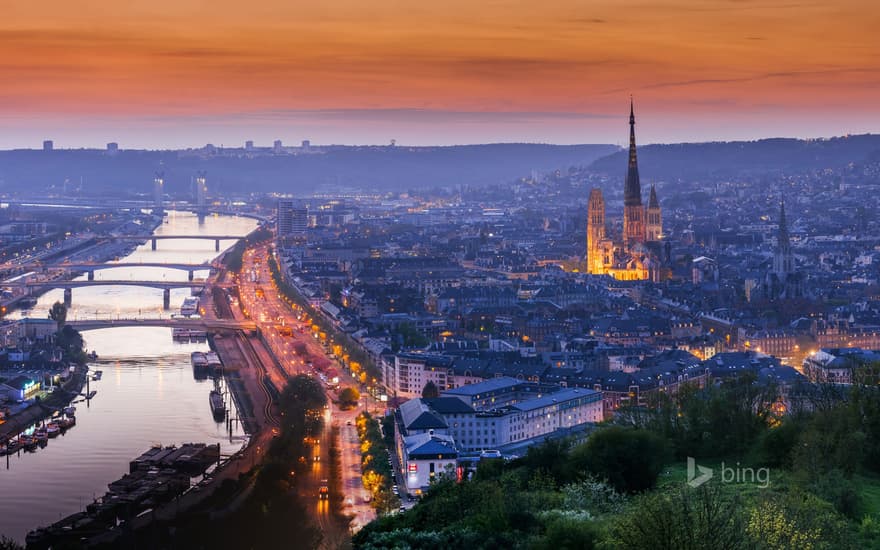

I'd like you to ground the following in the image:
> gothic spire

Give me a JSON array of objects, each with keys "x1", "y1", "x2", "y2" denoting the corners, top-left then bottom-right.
[
  {"x1": 648, "y1": 183, "x2": 659, "y2": 208},
  {"x1": 624, "y1": 97, "x2": 642, "y2": 206},
  {"x1": 778, "y1": 199, "x2": 790, "y2": 249}
]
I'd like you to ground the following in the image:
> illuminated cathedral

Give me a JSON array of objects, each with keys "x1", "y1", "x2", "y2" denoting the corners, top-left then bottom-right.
[{"x1": 586, "y1": 100, "x2": 663, "y2": 281}]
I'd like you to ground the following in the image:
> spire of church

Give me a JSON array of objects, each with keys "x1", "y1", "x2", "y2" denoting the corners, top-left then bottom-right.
[
  {"x1": 774, "y1": 198, "x2": 793, "y2": 276},
  {"x1": 624, "y1": 97, "x2": 642, "y2": 206},
  {"x1": 778, "y1": 199, "x2": 789, "y2": 249},
  {"x1": 648, "y1": 184, "x2": 659, "y2": 208}
]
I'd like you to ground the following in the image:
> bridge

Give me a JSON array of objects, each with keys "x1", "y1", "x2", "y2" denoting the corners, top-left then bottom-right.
[
  {"x1": 67, "y1": 317, "x2": 257, "y2": 332},
  {"x1": 104, "y1": 234, "x2": 245, "y2": 251},
  {"x1": 8, "y1": 279, "x2": 206, "y2": 309},
  {"x1": 36, "y1": 262, "x2": 214, "y2": 281}
]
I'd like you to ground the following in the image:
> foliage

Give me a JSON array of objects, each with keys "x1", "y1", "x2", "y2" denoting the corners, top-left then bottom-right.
[
  {"x1": 421, "y1": 380, "x2": 440, "y2": 399},
  {"x1": 56, "y1": 324, "x2": 87, "y2": 364},
  {"x1": 746, "y1": 491, "x2": 853, "y2": 549},
  {"x1": 339, "y1": 386, "x2": 361, "y2": 410},
  {"x1": 609, "y1": 483, "x2": 746, "y2": 550},
  {"x1": 48, "y1": 300, "x2": 67, "y2": 331},
  {"x1": 356, "y1": 412, "x2": 398, "y2": 514},
  {"x1": 570, "y1": 426, "x2": 670, "y2": 493},
  {"x1": 562, "y1": 474, "x2": 627, "y2": 515}
]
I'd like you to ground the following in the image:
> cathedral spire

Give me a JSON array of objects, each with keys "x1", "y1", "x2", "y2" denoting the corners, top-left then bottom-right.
[
  {"x1": 624, "y1": 97, "x2": 642, "y2": 207},
  {"x1": 778, "y1": 199, "x2": 789, "y2": 248},
  {"x1": 648, "y1": 183, "x2": 659, "y2": 208}
]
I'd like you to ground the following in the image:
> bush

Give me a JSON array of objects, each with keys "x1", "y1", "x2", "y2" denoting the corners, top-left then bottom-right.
[{"x1": 570, "y1": 427, "x2": 670, "y2": 493}]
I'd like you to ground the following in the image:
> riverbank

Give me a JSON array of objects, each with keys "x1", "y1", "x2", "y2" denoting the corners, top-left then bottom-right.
[
  {"x1": 0, "y1": 361, "x2": 88, "y2": 441},
  {"x1": 1, "y1": 214, "x2": 163, "y2": 317}
]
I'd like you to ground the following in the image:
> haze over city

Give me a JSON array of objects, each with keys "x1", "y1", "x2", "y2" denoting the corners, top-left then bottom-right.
[{"x1": 2, "y1": 0, "x2": 879, "y2": 148}]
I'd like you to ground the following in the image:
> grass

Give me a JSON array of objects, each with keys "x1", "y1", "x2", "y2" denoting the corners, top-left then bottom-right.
[{"x1": 855, "y1": 472, "x2": 880, "y2": 518}]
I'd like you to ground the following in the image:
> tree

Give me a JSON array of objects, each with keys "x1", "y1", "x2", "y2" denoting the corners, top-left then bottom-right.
[
  {"x1": 610, "y1": 484, "x2": 746, "y2": 550},
  {"x1": 570, "y1": 426, "x2": 669, "y2": 493},
  {"x1": 339, "y1": 387, "x2": 360, "y2": 410},
  {"x1": 746, "y1": 490, "x2": 852, "y2": 549},
  {"x1": 422, "y1": 381, "x2": 440, "y2": 399},
  {"x1": 49, "y1": 301, "x2": 67, "y2": 331}
]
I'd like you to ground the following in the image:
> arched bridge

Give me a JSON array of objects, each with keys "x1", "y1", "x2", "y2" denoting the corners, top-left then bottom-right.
[
  {"x1": 104, "y1": 234, "x2": 244, "y2": 251},
  {"x1": 8, "y1": 279, "x2": 207, "y2": 309},
  {"x1": 67, "y1": 318, "x2": 257, "y2": 332},
  {"x1": 37, "y1": 262, "x2": 214, "y2": 281}
]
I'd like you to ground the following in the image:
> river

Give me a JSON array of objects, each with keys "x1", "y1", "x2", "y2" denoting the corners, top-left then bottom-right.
[{"x1": 0, "y1": 210, "x2": 258, "y2": 543}]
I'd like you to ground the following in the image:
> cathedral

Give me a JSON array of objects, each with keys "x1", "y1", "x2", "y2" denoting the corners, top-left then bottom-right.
[
  {"x1": 763, "y1": 199, "x2": 807, "y2": 300},
  {"x1": 586, "y1": 100, "x2": 664, "y2": 281}
]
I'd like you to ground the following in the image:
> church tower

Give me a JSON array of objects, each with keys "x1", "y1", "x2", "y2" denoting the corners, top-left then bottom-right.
[
  {"x1": 587, "y1": 188, "x2": 606, "y2": 274},
  {"x1": 646, "y1": 184, "x2": 662, "y2": 242},
  {"x1": 773, "y1": 200, "x2": 794, "y2": 276},
  {"x1": 623, "y1": 99, "x2": 646, "y2": 248}
]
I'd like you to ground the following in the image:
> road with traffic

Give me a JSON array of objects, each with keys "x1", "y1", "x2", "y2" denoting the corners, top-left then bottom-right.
[{"x1": 235, "y1": 243, "x2": 378, "y2": 535}]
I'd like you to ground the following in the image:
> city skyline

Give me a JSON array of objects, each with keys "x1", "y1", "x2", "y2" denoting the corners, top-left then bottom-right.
[{"x1": 2, "y1": 0, "x2": 878, "y2": 149}]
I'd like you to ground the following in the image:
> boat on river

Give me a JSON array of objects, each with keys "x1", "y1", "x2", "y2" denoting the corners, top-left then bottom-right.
[{"x1": 209, "y1": 389, "x2": 226, "y2": 420}]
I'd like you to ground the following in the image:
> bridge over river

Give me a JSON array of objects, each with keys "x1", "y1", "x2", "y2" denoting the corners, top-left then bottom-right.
[{"x1": 66, "y1": 317, "x2": 256, "y2": 332}]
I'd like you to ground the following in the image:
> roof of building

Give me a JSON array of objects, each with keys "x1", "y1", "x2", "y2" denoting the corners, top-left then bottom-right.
[
  {"x1": 398, "y1": 398, "x2": 447, "y2": 433},
  {"x1": 424, "y1": 397, "x2": 476, "y2": 415},
  {"x1": 404, "y1": 432, "x2": 458, "y2": 459},
  {"x1": 509, "y1": 387, "x2": 601, "y2": 412},
  {"x1": 2, "y1": 375, "x2": 36, "y2": 390},
  {"x1": 442, "y1": 376, "x2": 521, "y2": 396}
]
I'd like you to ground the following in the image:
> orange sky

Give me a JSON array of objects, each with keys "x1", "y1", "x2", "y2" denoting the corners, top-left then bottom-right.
[{"x1": 1, "y1": 0, "x2": 878, "y2": 147}]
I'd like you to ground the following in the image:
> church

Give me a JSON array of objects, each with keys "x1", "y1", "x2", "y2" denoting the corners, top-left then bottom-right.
[{"x1": 586, "y1": 101, "x2": 664, "y2": 281}]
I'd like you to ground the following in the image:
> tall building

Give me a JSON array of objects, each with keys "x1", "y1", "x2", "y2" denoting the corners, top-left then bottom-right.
[
  {"x1": 42, "y1": 140, "x2": 53, "y2": 151},
  {"x1": 245, "y1": 140, "x2": 254, "y2": 151},
  {"x1": 763, "y1": 199, "x2": 806, "y2": 300},
  {"x1": 153, "y1": 172, "x2": 164, "y2": 208},
  {"x1": 646, "y1": 184, "x2": 662, "y2": 242},
  {"x1": 273, "y1": 139, "x2": 284, "y2": 154},
  {"x1": 585, "y1": 100, "x2": 662, "y2": 281},
  {"x1": 623, "y1": 99, "x2": 646, "y2": 248},
  {"x1": 277, "y1": 199, "x2": 308, "y2": 242},
  {"x1": 106, "y1": 142, "x2": 119, "y2": 154},
  {"x1": 586, "y1": 189, "x2": 611, "y2": 275},
  {"x1": 773, "y1": 200, "x2": 793, "y2": 276},
  {"x1": 195, "y1": 171, "x2": 208, "y2": 212}
]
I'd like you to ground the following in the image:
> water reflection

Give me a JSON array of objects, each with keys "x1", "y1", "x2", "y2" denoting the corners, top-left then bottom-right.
[{"x1": 0, "y1": 211, "x2": 257, "y2": 542}]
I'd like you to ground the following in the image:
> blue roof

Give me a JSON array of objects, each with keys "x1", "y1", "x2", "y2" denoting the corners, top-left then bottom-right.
[
  {"x1": 443, "y1": 376, "x2": 520, "y2": 396},
  {"x1": 408, "y1": 438, "x2": 458, "y2": 459},
  {"x1": 510, "y1": 388, "x2": 601, "y2": 412}
]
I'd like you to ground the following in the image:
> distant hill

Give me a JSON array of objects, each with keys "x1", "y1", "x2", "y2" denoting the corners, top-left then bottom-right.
[
  {"x1": 588, "y1": 134, "x2": 880, "y2": 181},
  {"x1": 0, "y1": 144, "x2": 617, "y2": 196}
]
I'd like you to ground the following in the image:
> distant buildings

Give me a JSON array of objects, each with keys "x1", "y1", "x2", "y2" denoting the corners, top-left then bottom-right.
[
  {"x1": 106, "y1": 142, "x2": 119, "y2": 154},
  {"x1": 276, "y1": 199, "x2": 308, "y2": 243},
  {"x1": 195, "y1": 172, "x2": 208, "y2": 211},
  {"x1": 42, "y1": 140, "x2": 53, "y2": 152},
  {"x1": 153, "y1": 172, "x2": 164, "y2": 209}
]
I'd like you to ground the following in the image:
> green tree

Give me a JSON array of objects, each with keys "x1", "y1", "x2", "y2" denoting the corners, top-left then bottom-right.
[
  {"x1": 49, "y1": 300, "x2": 67, "y2": 331},
  {"x1": 570, "y1": 427, "x2": 669, "y2": 493},
  {"x1": 746, "y1": 490, "x2": 852, "y2": 549},
  {"x1": 610, "y1": 483, "x2": 746, "y2": 550},
  {"x1": 339, "y1": 386, "x2": 361, "y2": 410},
  {"x1": 422, "y1": 381, "x2": 440, "y2": 399}
]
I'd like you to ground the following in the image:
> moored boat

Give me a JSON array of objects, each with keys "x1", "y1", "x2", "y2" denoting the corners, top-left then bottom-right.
[
  {"x1": 57, "y1": 416, "x2": 76, "y2": 430},
  {"x1": 63, "y1": 405, "x2": 76, "y2": 416},
  {"x1": 209, "y1": 389, "x2": 226, "y2": 420},
  {"x1": 21, "y1": 435, "x2": 38, "y2": 451},
  {"x1": 34, "y1": 427, "x2": 49, "y2": 443},
  {"x1": 46, "y1": 423, "x2": 61, "y2": 437}
]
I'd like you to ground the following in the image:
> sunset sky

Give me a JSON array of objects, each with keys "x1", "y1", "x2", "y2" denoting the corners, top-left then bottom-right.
[{"x1": 2, "y1": 0, "x2": 878, "y2": 148}]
